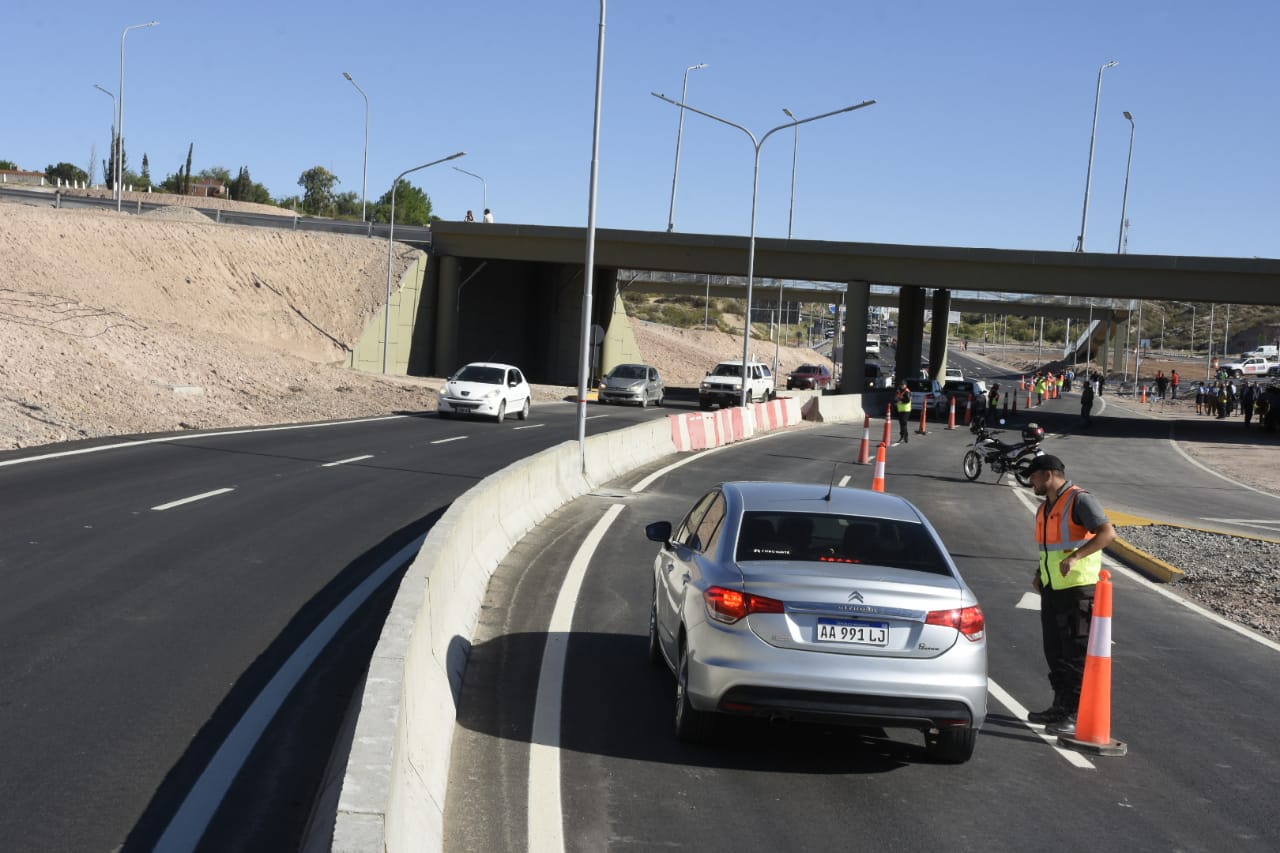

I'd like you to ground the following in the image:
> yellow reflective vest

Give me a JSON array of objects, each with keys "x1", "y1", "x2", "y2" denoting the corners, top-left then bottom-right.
[{"x1": 1035, "y1": 484, "x2": 1103, "y2": 590}]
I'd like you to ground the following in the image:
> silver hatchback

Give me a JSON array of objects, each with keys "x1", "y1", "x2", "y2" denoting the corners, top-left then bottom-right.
[
  {"x1": 599, "y1": 363, "x2": 664, "y2": 407},
  {"x1": 645, "y1": 482, "x2": 987, "y2": 762}
]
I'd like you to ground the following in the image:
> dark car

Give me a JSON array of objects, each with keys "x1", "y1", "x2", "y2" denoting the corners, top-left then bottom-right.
[{"x1": 786, "y1": 363, "x2": 833, "y2": 391}]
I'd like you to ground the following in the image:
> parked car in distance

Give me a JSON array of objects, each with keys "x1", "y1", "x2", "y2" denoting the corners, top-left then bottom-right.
[
  {"x1": 944, "y1": 365, "x2": 964, "y2": 381},
  {"x1": 599, "y1": 363, "x2": 664, "y2": 406},
  {"x1": 942, "y1": 378, "x2": 987, "y2": 405},
  {"x1": 644, "y1": 481, "x2": 987, "y2": 762},
  {"x1": 437, "y1": 362, "x2": 531, "y2": 423},
  {"x1": 786, "y1": 363, "x2": 833, "y2": 391},
  {"x1": 864, "y1": 362, "x2": 894, "y2": 390},
  {"x1": 905, "y1": 378, "x2": 946, "y2": 416}
]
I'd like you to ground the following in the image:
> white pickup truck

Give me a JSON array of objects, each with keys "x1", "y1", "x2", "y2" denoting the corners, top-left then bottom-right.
[{"x1": 1220, "y1": 356, "x2": 1275, "y2": 378}]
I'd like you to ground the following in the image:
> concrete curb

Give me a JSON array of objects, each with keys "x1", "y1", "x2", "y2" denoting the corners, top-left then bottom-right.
[{"x1": 1103, "y1": 509, "x2": 1185, "y2": 583}]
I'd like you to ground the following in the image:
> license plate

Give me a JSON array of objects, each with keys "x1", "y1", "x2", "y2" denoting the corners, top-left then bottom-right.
[{"x1": 816, "y1": 618, "x2": 889, "y2": 646}]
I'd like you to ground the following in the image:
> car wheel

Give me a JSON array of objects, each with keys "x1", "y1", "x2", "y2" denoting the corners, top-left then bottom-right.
[
  {"x1": 1013, "y1": 458, "x2": 1034, "y2": 487},
  {"x1": 495, "y1": 401, "x2": 506, "y2": 424},
  {"x1": 518, "y1": 398, "x2": 530, "y2": 420},
  {"x1": 767, "y1": 389, "x2": 777, "y2": 401},
  {"x1": 675, "y1": 640, "x2": 711, "y2": 743},
  {"x1": 926, "y1": 726, "x2": 977, "y2": 764},
  {"x1": 647, "y1": 585, "x2": 662, "y2": 666},
  {"x1": 962, "y1": 450, "x2": 983, "y2": 481},
  {"x1": 655, "y1": 393, "x2": 663, "y2": 407}
]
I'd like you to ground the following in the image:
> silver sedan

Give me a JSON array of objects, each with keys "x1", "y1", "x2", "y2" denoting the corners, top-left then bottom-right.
[{"x1": 645, "y1": 481, "x2": 988, "y2": 762}]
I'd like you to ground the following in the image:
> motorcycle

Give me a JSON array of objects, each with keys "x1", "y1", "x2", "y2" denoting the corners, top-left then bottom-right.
[{"x1": 963, "y1": 422, "x2": 1045, "y2": 486}]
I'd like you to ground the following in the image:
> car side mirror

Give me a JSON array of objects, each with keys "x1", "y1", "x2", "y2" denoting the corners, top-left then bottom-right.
[{"x1": 645, "y1": 521, "x2": 673, "y2": 545}]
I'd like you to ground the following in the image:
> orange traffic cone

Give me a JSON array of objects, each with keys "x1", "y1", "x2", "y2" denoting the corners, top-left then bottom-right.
[
  {"x1": 1141, "y1": 385, "x2": 1147, "y2": 404},
  {"x1": 1026, "y1": 387, "x2": 1033, "y2": 409},
  {"x1": 857, "y1": 415, "x2": 871, "y2": 464},
  {"x1": 1058, "y1": 569, "x2": 1128, "y2": 756},
  {"x1": 946, "y1": 396, "x2": 957, "y2": 429},
  {"x1": 1020, "y1": 374, "x2": 1026, "y2": 390},
  {"x1": 882, "y1": 405, "x2": 893, "y2": 448},
  {"x1": 964, "y1": 394, "x2": 973, "y2": 426},
  {"x1": 871, "y1": 443, "x2": 886, "y2": 492},
  {"x1": 917, "y1": 402, "x2": 928, "y2": 434}
]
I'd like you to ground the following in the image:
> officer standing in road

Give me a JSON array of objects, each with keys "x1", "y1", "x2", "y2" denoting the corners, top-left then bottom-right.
[
  {"x1": 894, "y1": 381, "x2": 912, "y2": 445},
  {"x1": 1025, "y1": 454, "x2": 1117, "y2": 736}
]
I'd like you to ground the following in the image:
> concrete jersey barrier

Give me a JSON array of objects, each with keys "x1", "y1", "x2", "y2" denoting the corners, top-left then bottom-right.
[{"x1": 330, "y1": 401, "x2": 814, "y2": 852}]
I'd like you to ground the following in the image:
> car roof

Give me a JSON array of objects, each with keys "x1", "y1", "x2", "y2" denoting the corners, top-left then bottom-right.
[
  {"x1": 461, "y1": 361, "x2": 522, "y2": 371},
  {"x1": 721, "y1": 481, "x2": 923, "y2": 523}
]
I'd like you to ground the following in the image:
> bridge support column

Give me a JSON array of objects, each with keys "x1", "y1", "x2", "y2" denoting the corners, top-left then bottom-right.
[
  {"x1": 928, "y1": 289, "x2": 952, "y2": 380},
  {"x1": 840, "y1": 281, "x2": 870, "y2": 393},
  {"x1": 897, "y1": 286, "x2": 926, "y2": 383}
]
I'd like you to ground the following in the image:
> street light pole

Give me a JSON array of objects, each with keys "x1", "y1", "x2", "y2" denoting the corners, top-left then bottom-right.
[
  {"x1": 652, "y1": 93, "x2": 876, "y2": 406},
  {"x1": 665, "y1": 63, "x2": 707, "y2": 232},
  {"x1": 93, "y1": 84, "x2": 115, "y2": 187},
  {"x1": 1075, "y1": 60, "x2": 1118, "y2": 252},
  {"x1": 783, "y1": 108, "x2": 798, "y2": 239},
  {"x1": 453, "y1": 166, "x2": 488, "y2": 213},
  {"x1": 1118, "y1": 111, "x2": 1135, "y2": 253},
  {"x1": 384, "y1": 152, "x2": 466, "y2": 373},
  {"x1": 342, "y1": 72, "x2": 370, "y2": 222},
  {"x1": 117, "y1": 21, "x2": 159, "y2": 212}
]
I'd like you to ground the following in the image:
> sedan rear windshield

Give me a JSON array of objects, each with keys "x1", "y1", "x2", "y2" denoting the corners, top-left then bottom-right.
[
  {"x1": 453, "y1": 365, "x2": 504, "y2": 384},
  {"x1": 735, "y1": 511, "x2": 950, "y2": 576},
  {"x1": 905, "y1": 379, "x2": 934, "y2": 392}
]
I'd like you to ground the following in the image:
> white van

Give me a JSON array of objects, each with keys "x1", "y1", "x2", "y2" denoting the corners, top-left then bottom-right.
[
  {"x1": 1243, "y1": 345, "x2": 1278, "y2": 359},
  {"x1": 866, "y1": 335, "x2": 881, "y2": 357}
]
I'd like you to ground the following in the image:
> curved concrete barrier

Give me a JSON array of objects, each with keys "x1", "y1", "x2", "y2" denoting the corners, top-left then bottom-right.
[{"x1": 331, "y1": 408, "x2": 805, "y2": 852}]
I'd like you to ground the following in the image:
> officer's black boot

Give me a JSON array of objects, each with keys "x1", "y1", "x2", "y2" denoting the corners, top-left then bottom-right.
[{"x1": 1028, "y1": 694, "x2": 1068, "y2": 725}]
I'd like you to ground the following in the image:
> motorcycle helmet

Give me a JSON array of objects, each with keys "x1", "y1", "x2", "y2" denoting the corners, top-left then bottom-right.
[{"x1": 1021, "y1": 422, "x2": 1045, "y2": 442}]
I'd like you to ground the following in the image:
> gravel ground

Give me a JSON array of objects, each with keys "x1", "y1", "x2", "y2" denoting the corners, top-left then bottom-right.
[{"x1": 1115, "y1": 525, "x2": 1280, "y2": 643}]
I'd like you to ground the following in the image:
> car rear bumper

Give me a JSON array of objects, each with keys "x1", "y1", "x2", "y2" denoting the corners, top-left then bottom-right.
[{"x1": 686, "y1": 621, "x2": 987, "y2": 730}]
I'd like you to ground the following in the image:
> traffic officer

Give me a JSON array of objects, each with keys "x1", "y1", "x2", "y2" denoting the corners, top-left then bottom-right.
[
  {"x1": 894, "y1": 381, "x2": 912, "y2": 444},
  {"x1": 1025, "y1": 454, "x2": 1117, "y2": 736}
]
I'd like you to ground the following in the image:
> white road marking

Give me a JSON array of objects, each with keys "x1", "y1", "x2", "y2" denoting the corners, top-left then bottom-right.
[
  {"x1": 1199, "y1": 517, "x2": 1280, "y2": 534},
  {"x1": 431, "y1": 436, "x2": 467, "y2": 444},
  {"x1": 151, "y1": 531, "x2": 427, "y2": 853},
  {"x1": 320, "y1": 454, "x2": 373, "y2": 467},
  {"x1": 151, "y1": 488, "x2": 235, "y2": 511},
  {"x1": 1015, "y1": 592, "x2": 1040, "y2": 610},
  {"x1": 584, "y1": 414, "x2": 609, "y2": 421},
  {"x1": 513, "y1": 423, "x2": 545, "y2": 431},
  {"x1": 0, "y1": 415, "x2": 407, "y2": 469},
  {"x1": 528, "y1": 503, "x2": 626, "y2": 853},
  {"x1": 838, "y1": 475, "x2": 852, "y2": 487},
  {"x1": 987, "y1": 680, "x2": 1095, "y2": 769}
]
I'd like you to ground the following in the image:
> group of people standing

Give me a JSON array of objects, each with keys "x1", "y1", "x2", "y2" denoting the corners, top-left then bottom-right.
[
  {"x1": 464, "y1": 208, "x2": 494, "y2": 223},
  {"x1": 1195, "y1": 378, "x2": 1264, "y2": 425}
]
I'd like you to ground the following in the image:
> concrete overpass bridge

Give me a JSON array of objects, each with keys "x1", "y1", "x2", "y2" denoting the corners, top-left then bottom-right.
[{"x1": 397, "y1": 221, "x2": 1280, "y2": 387}]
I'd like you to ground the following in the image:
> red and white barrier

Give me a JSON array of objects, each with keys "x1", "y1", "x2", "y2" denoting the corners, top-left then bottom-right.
[{"x1": 669, "y1": 398, "x2": 801, "y2": 452}]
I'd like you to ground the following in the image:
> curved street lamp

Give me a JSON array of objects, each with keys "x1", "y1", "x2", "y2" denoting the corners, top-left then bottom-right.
[
  {"x1": 117, "y1": 20, "x2": 159, "y2": 211},
  {"x1": 384, "y1": 152, "x2": 466, "y2": 373},
  {"x1": 342, "y1": 72, "x2": 370, "y2": 222},
  {"x1": 652, "y1": 93, "x2": 876, "y2": 406},
  {"x1": 665, "y1": 62, "x2": 707, "y2": 232},
  {"x1": 1118, "y1": 111, "x2": 1135, "y2": 253},
  {"x1": 453, "y1": 166, "x2": 488, "y2": 213},
  {"x1": 1075, "y1": 60, "x2": 1118, "y2": 252}
]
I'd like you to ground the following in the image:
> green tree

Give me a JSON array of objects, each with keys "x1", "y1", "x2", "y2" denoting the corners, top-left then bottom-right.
[
  {"x1": 0, "y1": 160, "x2": 18, "y2": 170},
  {"x1": 297, "y1": 166, "x2": 340, "y2": 215},
  {"x1": 229, "y1": 166, "x2": 273, "y2": 205},
  {"x1": 333, "y1": 191, "x2": 361, "y2": 218},
  {"x1": 183, "y1": 143, "x2": 194, "y2": 194},
  {"x1": 140, "y1": 154, "x2": 151, "y2": 188},
  {"x1": 103, "y1": 131, "x2": 125, "y2": 190},
  {"x1": 372, "y1": 178, "x2": 433, "y2": 225},
  {"x1": 45, "y1": 162, "x2": 89, "y2": 186}
]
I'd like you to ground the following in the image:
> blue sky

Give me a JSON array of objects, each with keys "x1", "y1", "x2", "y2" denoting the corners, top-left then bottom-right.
[{"x1": 4, "y1": 1, "x2": 1276, "y2": 259}]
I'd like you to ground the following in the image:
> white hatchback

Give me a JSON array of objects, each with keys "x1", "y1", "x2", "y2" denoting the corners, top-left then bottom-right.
[{"x1": 438, "y1": 362, "x2": 531, "y2": 423}]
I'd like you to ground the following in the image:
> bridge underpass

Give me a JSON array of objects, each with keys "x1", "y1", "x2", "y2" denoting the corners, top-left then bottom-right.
[{"x1": 406, "y1": 222, "x2": 1280, "y2": 387}]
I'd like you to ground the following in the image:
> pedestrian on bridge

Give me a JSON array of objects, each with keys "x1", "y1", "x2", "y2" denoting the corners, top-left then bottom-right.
[{"x1": 1026, "y1": 454, "x2": 1117, "y2": 736}]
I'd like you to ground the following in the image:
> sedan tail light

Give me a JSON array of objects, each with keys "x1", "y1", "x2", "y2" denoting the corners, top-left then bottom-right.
[
  {"x1": 704, "y1": 586, "x2": 784, "y2": 624},
  {"x1": 925, "y1": 605, "x2": 986, "y2": 641}
]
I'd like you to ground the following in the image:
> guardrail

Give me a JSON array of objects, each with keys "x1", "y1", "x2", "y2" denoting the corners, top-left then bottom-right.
[{"x1": 0, "y1": 186, "x2": 432, "y2": 246}]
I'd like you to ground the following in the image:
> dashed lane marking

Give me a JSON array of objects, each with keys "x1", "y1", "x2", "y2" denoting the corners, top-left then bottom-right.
[
  {"x1": 151, "y1": 488, "x2": 235, "y2": 511},
  {"x1": 430, "y1": 436, "x2": 467, "y2": 444},
  {"x1": 321, "y1": 455, "x2": 373, "y2": 467}
]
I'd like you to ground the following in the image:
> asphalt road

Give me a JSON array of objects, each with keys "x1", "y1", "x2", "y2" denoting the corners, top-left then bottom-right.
[
  {"x1": 0, "y1": 399, "x2": 674, "y2": 852},
  {"x1": 444, "y1": 415, "x2": 1280, "y2": 853}
]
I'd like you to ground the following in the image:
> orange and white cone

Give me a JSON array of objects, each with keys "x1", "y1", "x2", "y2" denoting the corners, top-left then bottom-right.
[
  {"x1": 918, "y1": 403, "x2": 928, "y2": 435},
  {"x1": 965, "y1": 394, "x2": 974, "y2": 426},
  {"x1": 946, "y1": 396, "x2": 957, "y2": 430},
  {"x1": 1141, "y1": 385, "x2": 1148, "y2": 404},
  {"x1": 1026, "y1": 387, "x2": 1033, "y2": 409},
  {"x1": 882, "y1": 405, "x2": 893, "y2": 447},
  {"x1": 871, "y1": 443, "x2": 887, "y2": 491},
  {"x1": 1058, "y1": 569, "x2": 1128, "y2": 756},
  {"x1": 857, "y1": 415, "x2": 871, "y2": 464}
]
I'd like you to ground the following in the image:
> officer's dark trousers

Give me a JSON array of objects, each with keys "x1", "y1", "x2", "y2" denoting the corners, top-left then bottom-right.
[{"x1": 1040, "y1": 583, "x2": 1095, "y2": 708}]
